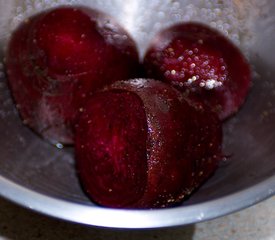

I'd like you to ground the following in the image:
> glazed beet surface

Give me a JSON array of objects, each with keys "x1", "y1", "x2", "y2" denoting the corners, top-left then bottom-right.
[
  {"x1": 144, "y1": 23, "x2": 251, "y2": 120},
  {"x1": 75, "y1": 79, "x2": 222, "y2": 208},
  {"x1": 6, "y1": 6, "x2": 140, "y2": 144}
]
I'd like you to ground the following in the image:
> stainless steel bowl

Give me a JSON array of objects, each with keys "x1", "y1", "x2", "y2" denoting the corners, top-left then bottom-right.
[{"x1": 0, "y1": 0, "x2": 274, "y2": 229}]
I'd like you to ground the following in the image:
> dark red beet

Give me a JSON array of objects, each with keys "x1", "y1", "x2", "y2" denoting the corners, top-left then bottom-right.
[
  {"x1": 185, "y1": 101, "x2": 223, "y2": 188},
  {"x1": 144, "y1": 23, "x2": 251, "y2": 120},
  {"x1": 76, "y1": 90, "x2": 148, "y2": 207},
  {"x1": 6, "y1": 6, "x2": 140, "y2": 144},
  {"x1": 75, "y1": 79, "x2": 222, "y2": 208}
]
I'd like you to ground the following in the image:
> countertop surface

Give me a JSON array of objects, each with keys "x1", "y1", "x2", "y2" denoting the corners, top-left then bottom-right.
[{"x1": 0, "y1": 196, "x2": 273, "y2": 240}]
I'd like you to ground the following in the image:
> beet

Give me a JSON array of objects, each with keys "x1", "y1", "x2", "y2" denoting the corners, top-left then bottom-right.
[
  {"x1": 144, "y1": 23, "x2": 251, "y2": 120},
  {"x1": 6, "y1": 6, "x2": 140, "y2": 144},
  {"x1": 75, "y1": 79, "x2": 222, "y2": 208}
]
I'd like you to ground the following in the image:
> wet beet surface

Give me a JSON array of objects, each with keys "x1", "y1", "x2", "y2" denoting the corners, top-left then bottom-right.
[
  {"x1": 75, "y1": 79, "x2": 222, "y2": 208},
  {"x1": 6, "y1": 6, "x2": 140, "y2": 144},
  {"x1": 144, "y1": 23, "x2": 251, "y2": 120}
]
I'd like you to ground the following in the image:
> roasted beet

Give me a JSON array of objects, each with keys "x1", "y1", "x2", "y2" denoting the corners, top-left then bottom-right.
[
  {"x1": 144, "y1": 23, "x2": 251, "y2": 120},
  {"x1": 6, "y1": 6, "x2": 140, "y2": 144},
  {"x1": 75, "y1": 79, "x2": 222, "y2": 208}
]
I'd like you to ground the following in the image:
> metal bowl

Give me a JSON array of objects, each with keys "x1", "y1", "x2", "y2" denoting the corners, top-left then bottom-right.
[{"x1": 0, "y1": 0, "x2": 274, "y2": 229}]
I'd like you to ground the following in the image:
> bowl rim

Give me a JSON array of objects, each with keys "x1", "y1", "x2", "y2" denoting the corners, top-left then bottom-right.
[{"x1": 0, "y1": 174, "x2": 274, "y2": 229}]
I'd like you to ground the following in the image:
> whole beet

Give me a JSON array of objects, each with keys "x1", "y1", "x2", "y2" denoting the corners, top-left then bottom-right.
[
  {"x1": 144, "y1": 23, "x2": 251, "y2": 120},
  {"x1": 6, "y1": 6, "x2": 140, "y2": 144},
  {"x1": 75, "y1": 79, "x2": 222, "y2": 208}
]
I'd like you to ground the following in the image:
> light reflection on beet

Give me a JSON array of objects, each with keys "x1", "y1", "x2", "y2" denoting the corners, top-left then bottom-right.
[{"x1": 144, "y1": 23, "x2": 251, "y2": 120}]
